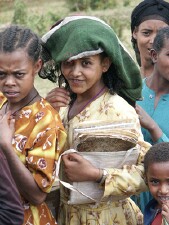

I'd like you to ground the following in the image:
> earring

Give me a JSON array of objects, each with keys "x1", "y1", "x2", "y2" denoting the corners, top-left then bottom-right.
[{"x1": 103, "y1": 67, "x2": 108, "y2": 73}]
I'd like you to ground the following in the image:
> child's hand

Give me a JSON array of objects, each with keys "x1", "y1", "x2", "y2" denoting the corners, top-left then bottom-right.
[
  {"x1": 162, "y1": 202, "x2": 169, "y2": 223},
  {"x1": 62, "y1": 153, "x2": 100, "y2": 182},
  {"x1": 0, "y1": 112, "x2": 15, "y2": 149},
  {"x1": 135, "y1": 104, "x2": 162, "y2": 142},
  {"x1": 135, "y1": 104, "x2": 156, "y2": 129},
  {"x1": 45, "y1": 87, "x2": 70, "y2": 111}
]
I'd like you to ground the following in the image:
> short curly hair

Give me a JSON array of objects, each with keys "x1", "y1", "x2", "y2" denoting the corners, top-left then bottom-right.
[{"x1": 144, "y1": 142, "x2": 169, "y2": 175}]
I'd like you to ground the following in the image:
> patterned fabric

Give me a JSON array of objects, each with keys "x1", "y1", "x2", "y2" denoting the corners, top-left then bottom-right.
[
  {"x1": 41, "y1": 16, "x2": 142, "y2": 103},
  {"x1": 0, "y1": 92, "x2": 67, "y2": 225},
  {"x1": 58, "y1": 90, "x2": 151, "y2": 225}
]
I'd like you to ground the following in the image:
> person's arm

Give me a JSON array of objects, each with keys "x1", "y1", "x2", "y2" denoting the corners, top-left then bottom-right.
[
  {"x1": 0, "y1": 150, "x2": 24, "y2": 225},
  {"x1": 135, "y1": 104, "x2": 169, "y2": 143},
  {"x1": 0, "y1": 113, "x2": 47, "y2": 205},
  {"x1": 0, "y1": 105, "x2": 66, "y2": 206}
]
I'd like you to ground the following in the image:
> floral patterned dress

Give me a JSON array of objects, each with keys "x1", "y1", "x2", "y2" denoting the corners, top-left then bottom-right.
[
  {"x1": 58, "y1": 91, "x2": 151, "y2": 225},
  {"x1": 0, "y1": 93, "x2": 67, "y2": 225}
]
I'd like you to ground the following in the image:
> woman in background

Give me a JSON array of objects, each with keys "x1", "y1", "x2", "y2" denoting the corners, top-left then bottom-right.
[
  {"x1": 131, "y1": 0, "x2": 169, "y2": 78},
  {"x1": 131, "y1": 1, "x2": 169, "y2": 211}
]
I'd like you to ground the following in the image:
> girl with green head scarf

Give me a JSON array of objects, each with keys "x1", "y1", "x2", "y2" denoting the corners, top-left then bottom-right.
[{"x1": 40, "y1": 16, "x2": 150, "y2": 225}]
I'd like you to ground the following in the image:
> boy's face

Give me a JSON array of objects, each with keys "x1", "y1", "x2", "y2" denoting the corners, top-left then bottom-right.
[
  {"x1": 0, "y1": 49, "x2": 41, "y2": 104},
  {"x1": 147, "y1": 161, "x2": 169, "y2": 207},
  {"x1": 151, "y1": 38, "x2": 169, "y2": 82}
]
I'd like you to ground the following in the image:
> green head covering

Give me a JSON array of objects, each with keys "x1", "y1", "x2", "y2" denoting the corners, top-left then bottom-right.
[{"x1": 41, "y1": 16, "x2": 142, "y2": 102}]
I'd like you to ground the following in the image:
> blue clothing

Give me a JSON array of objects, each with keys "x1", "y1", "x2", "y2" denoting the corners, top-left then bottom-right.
[
  {"x1": 131, "y1": 192, "x2": 152, "y2": 213},
  {"x1": 137, "y1": 79, "x2": 169, "y2": 145},
  {"x1": 144, "y1": 198, "x2": 160, "y2": 225},
  {"x1": 132, "y1": 79, "x2": 169, "y2": 213}
]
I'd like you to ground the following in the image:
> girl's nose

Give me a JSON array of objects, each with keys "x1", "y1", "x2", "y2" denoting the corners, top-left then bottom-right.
[
  {"x1": 4, "y1": 75, "x2": 16, "y2": 86},
  {"x1": 149, "y1": 33, "x2": 156, "y2": 44},
  {"x1": 71, "y1": 63, "x2": 82, "y2": 76},
  {"x1": 159, "y1": 184, "x2": 169, "y2": 194}
]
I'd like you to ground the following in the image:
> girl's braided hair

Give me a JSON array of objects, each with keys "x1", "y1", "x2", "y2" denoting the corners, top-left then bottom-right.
[{"x1": 0, "y1": 24, "x2": 41, "y2": 62}]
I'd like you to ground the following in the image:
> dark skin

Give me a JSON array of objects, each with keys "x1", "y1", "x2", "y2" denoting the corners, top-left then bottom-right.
[
  {"x1": 46, "y1": 54, "x2": 111, "y2": 182},
  {"x1": 135, "y1": 39, "x2": 169, "y2": 143},
  {"x1": 0, "y1": 50, "x2": 46, "y2": 205}
]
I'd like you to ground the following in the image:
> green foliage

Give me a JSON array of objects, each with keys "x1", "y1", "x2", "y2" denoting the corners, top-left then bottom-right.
[
  {"x1": 123, "y1": 0, "x2": 131, "y2": 7},
  {"x1": 66, "y1": 0, "x2": 133, "y2": 11},
  {"x1": 12, "y1": 0, "x2": 27, "y2": 25},
  {"x1": 27, "y1": 12, "x2": 61, "y2": 36},
  {"x1": 11, "y1": 0, "x2": 63, "y2": 36},
  {"x1": 6, "y1": 0, "x2": 134, "y2": 58},
  {"x1": 66, "y1": 0, "x2": 125, "y2": 11},
  {"x1": 67, "y1": 0, "x2": 90, "y2": 11}
]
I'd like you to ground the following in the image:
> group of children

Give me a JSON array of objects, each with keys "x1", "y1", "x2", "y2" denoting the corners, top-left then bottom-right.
[{"x1": 1, "y1": 1, "x2": 169, "y2": 225}]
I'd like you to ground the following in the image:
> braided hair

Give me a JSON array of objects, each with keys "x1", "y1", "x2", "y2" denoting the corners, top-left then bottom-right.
[{"x1": 0, "y1": 25, "x2": 41, "y2": 62}]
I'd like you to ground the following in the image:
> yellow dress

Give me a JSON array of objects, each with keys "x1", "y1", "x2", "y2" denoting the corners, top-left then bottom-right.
[
  {"x1": 0, "y1": 93, "x2": 67, "y2": 225},
  {"x1": 58, "y1": 91, "x2": 151, "y2": 225}
]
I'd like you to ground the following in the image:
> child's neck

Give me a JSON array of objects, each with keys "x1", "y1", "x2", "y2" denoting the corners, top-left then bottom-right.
[
  {"x1": 5, "y1": 88, "x2": 40, "y2": 117},
  {"x1": 68, "y1": 85, "x2": 106, "y2": 120}
]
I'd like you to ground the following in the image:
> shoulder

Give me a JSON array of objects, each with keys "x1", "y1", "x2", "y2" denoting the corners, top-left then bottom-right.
[
  {"x1": 33, "y1": 98, "x2": 61, "y2": 118},
  {"x1": 144, "y1": 198, "x2": 158, "y2": 225},
  {"x1": 102, "y1": 92, "x2": 139, "y2": 122},
  {"x1": 0, "y1": 92, "x2": 7, "y2": 108},
  {"x1": 36, "y1": 98, "x2": 65, "y2": 128},
  {"x1": 107, "y1": 93, "x2": 136, "y2": 112}
]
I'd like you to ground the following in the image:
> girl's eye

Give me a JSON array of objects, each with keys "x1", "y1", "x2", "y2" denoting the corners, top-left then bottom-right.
[
  {"x1": 0, "y1": 72, "x2": 5, "y2": 79},
  {"x1": 15, "y1": 73, "x2": 25, "y2": 78},
  {"x1": 82, "y1": 60, "x2": 91, "y2": 66},
  {"x1": 62, "y1": 61, "x2": 74, "y2": 67},
  {"x1": 150, "y1": 179, "x2": 159, "y2": 185},
  {"x1": 142, "y1": 31, "x2": 151, "y2": 36}
]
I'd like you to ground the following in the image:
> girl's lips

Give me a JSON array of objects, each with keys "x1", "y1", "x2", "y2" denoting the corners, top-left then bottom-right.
[
  {"x1": 158, "y1": 196, "x2": 169, "y2": 202},
  {"x1": 69, "y1": 79, "x2": 84, "y2": 86},
  {"x1": 4, "y1": 92, "x2": 19, "y2": 97}
]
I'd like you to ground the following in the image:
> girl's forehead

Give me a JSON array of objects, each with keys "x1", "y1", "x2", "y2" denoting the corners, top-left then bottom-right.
[
  {"x1": 65, "y1": 54, "x2": 101, "y2": 62},
  {"x1": 0, "y1": 50, "x2": 33, "y2": 69},
  {"x1": 147, "y1": 161, "x2": 169, "y2": 175},
  {"x1": 0, "y1": 49, "x2": 29, "y2": 57},
  {"x1": 138, "y1": 19, "x2": 168, "y2": 30}
]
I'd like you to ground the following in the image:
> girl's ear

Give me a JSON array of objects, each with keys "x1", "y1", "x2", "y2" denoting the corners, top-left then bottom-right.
[
  {"x1": 102, "y1": 57, "x2": 111, "y2": 73},
  {"x1": 33, "y1": 58, "x2": 43, "y2": 76},
  {"x1": 132, "y1": 27, "x2": 138, "y2": 40},
  {"x1": 150, "y1": 49, "x2": 158, "y2": 63}
]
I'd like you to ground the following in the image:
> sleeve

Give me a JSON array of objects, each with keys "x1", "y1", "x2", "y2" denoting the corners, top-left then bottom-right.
[
  {"x1": 101, "y1": 100, "x2": 151, "y2": 200},
  {"x1": 0, "y1": 151, "x2": 24, "y2": 225},
  {"x1": 24, "y1": 104, "x2": 67, "y2": 193},
  {"x1": 155, "y1": 133, "x2": 169, "y2": 144}
]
